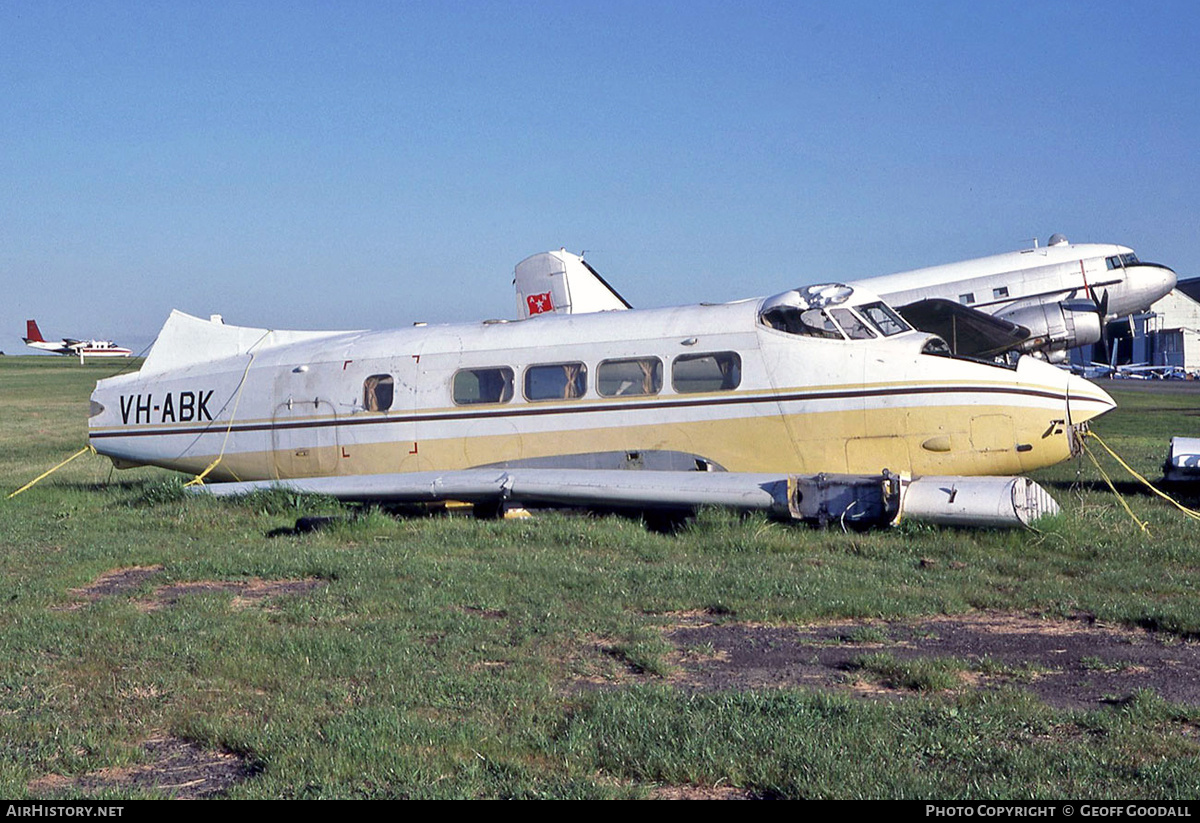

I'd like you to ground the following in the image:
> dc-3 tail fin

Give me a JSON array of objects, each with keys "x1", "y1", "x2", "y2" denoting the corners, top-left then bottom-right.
[
  {"x1": 24, "y1": 320, "x2": 44, "y2": 343},
  {"x1": 139, "y1": 310, "x2": 355, "y2": 375},
  {"x1": 514, "y1": 249, "x2": 632, "y2": 319}
]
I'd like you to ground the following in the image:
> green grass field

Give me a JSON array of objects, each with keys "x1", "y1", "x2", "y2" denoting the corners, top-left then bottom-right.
[{"x1": 2, "y1": 356, "x2": 1199, "y2": 798}]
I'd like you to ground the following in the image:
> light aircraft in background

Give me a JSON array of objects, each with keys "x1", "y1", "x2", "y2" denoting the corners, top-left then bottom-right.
[
  {"x1": 514, "y1": 236, "x2": 1177, "y2": 364},
  {"x1": 23, "y1": 320, "x2": 133, "y2": 362},
  {"x1": 86, "y1": 279, "x2": 1115, "y2": 528},
  {"x1": 1066, "y1": 346, "x2": 1194, "y2": 381}
]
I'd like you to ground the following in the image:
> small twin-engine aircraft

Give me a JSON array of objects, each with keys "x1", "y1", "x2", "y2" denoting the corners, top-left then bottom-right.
[
  {"x1": 87, "y1": 277, "x2": 1115, "y2": 528},
  {"x1": 515, "y1": 236, "x2": 1177, "y2": 365},
  {"x1": 23, "y1": 320, "x2": 133, "y2": 362}
]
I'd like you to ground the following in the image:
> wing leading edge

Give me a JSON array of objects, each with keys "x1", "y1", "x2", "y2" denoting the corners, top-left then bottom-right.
[
  {"x1": 193, "y1": 468, "x2": 903, "y2": 528},
  {"x1": 192, "y1": 468, "x2": 1061, "y2": 529}
]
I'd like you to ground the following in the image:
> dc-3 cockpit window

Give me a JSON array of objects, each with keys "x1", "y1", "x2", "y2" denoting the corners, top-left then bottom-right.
[
  {"x1": 597, "y1": 357, "x2": 663, "y2": 397},
  {"x1": 524, "y1": 362, "x2": 588, "y2": 401},
  {"x1": 672, "y1": 352, "x2": 742, "y2": 393},
  {"x1": 1106, "y1": 252, "x2": 1140, "y2": 270},
  {"x1": 363, "y1": 374, "x2": 395, "y2": 411},
  {"x1": 453, "y1": 367, "x2": 515, "y2": 405}
]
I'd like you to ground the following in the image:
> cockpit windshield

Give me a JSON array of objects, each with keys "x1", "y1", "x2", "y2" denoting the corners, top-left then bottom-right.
[
  {"x1": 758, "y1": 284, "x2": 913, "y2": 342},
  {"x1": 857, "y1": 302, "x2": 911, "y2": 336},
  {"x1": 760, "y1": 306, "x2": 844, "y2": 339},
  {"x1": 828, "y1": 308, "x2": 876, "y2": 339},
  {"x1": 1106, "y1": 252, "x2": 1140, "y2": 270}
]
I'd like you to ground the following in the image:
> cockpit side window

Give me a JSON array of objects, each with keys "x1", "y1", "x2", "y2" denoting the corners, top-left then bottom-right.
[
  {"x1": 828, "y1": 308, "x2": 876, "y2": 340},
  {"x1": 857, "y1": 302, "x2": 911, "y2": 336},
  {"x1": 1106, "y1": 252, "x2": 1140, "y2": 270},
  {"x1": 759, "y1": 306, "x2": 844, "y2": 340}
]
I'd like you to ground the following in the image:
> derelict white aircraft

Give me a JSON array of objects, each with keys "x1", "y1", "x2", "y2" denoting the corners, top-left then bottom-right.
[
  {"x1": 86, "y1": 270, "x2": 1116, "y2": 527},
  {"x1": 514, "y1": 236, "x2": 1177, "y2": 364},
  {"x1": 861, "y1": 234, "x2": 1176, "y2": 362},
  {"x1": 23, "y1": 320, "x2": 133, "y2": 362}
]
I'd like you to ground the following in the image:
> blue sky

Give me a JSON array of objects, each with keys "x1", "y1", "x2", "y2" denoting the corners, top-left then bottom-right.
[{"x1": 4, "y1": 1, "x2": 1199, "y2": 353}]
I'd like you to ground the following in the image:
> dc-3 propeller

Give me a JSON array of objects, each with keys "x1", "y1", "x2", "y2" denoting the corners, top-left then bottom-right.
[{"x1": 1064, "y1": 283, "x2": 1112, "y2": 360}]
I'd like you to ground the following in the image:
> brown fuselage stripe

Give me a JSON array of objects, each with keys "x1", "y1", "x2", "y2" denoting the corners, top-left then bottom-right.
[{"x1": 90, "y1": 384, "x2": 1101, "y2": 441}]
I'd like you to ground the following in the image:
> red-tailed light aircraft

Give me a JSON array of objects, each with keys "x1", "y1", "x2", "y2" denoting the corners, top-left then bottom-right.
[{"x1": 23, "y1": 320, "x2": 133, "y2": 362}]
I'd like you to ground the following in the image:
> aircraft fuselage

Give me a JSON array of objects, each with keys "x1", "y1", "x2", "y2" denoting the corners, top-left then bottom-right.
[
  {"x1": 88, "y1": 285, "x2": 1115, "y2": 485},
  {"x1": 862, "y1": 242, "x2": 1176, "y2": 326}
]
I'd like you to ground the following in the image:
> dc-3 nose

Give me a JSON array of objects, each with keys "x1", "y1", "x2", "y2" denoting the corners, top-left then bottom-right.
[{"x1": 1124, "y1": 263, "x2": 1177, "y2": 311}]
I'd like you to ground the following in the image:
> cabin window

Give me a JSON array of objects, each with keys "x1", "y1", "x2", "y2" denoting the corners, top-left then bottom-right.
[
  {"x1": 959, "y1": 293, "x2": 975, "y2": 305},
  {"x1": 759, "y1": 306, "x2": 844, "y2": 339},
  {"x1": 993, "y1": 286, "x2": 1009, "y2": 299},
  {"x1": 858, "y1": 302, "x2": 910, "y2": 336},
  {"x1": 828, "y1": 308, "x2": 876, "y2": 340},
  {"x1": 524, "y1": 362, "x2": 587, "y2": 401},
  {"x1": 597, "y1": 357, "x2": 663, "y2": 397},
  {"x1": 672, "y1": 352, "x2": 741, "y2": 393},
  {"x1": 452, "y1": 367, "x2": 515, "y2": 405},
  {"x1": 363, "y1": 374, "x2": 394, "y2": 412}
]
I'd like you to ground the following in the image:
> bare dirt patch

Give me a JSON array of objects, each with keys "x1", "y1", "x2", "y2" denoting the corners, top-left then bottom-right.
[
  {"x1": 648, "y1": 784, "x2": 757, "y2": 800},
  {"x1": 56, "y1": 565, "x2": 165, "y2": 609},
  {"x1": 28, "y1": 735, "x2": 257, "y2": 799},
  {"x1": 569, "y1": 635, "x2": 660, "y2": 688},
  {"x1": 457, "y1": 604, "x2": 509, "y2": 620},
  {"x1": 659, "y1": 611, "x2": 1200, "y2": 709},
  {"x1": 139, "y1": 578, "x2": 325, "y2": 611},
  {"x1": 58, "y1": 568, "x2": 324, "y2": 613},
  {"x1": 573, "y1": 610, "x2": 1200, "y2": 710}
]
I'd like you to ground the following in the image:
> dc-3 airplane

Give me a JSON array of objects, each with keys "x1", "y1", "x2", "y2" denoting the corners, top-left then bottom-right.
[
  {"x1": 514, "y1": 235, "x2": 1177, "y2": 364},
  {"x1": 23, "y1": 320, "x2": 133, "y2": 362},
  {"x1": 862, "y1": 234, "x2": 1176, "y2": 363},
  {"x1": 87, "y1": 269, "x2": 1117, "y2": 528}
]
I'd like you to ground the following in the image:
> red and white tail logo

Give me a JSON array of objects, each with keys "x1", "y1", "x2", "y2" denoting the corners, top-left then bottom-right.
[
  {"x1": 25, "y1": 320, "x2": 44, "y2": 342},
  {"x1": 526, "y1": 292, "x2": 554, "y2": 315}
]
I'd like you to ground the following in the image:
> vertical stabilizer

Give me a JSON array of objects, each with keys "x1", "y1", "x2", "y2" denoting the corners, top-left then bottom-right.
[
  {"x1": 514, "y1": 250, "x2": 632, "y2": 319},
  {"x1": 24, "y1": 320, "x2": 44, "y2": 343}
]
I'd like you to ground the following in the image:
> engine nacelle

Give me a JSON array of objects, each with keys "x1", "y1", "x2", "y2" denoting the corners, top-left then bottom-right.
[{"x1": 997, "y1": 302, "x2": 1103, "y2": 362}]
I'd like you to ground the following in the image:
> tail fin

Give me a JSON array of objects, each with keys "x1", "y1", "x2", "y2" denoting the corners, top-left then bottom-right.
[
  {"x1": 513, "y1": 250, "x2": 632, "y2": 320},
  {"x1": 24, "y1": 320, "x2": 44, "y2": 343}
]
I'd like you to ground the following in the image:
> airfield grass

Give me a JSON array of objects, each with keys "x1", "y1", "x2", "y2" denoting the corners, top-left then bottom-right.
[{"x1": 2, "y1": 356, "x2": 1200, "y2": 798}]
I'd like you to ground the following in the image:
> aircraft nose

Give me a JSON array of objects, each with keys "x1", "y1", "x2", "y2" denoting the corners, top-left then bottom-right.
[
  {"x1": 1129, "y1": 263, "x2": 1177, "y2": 306},
  {"x1": 1156, "y1": 264, "x2": 1177, "y2": 295},
  {"x1": 1066, "y1": 373, "x2": 1117, "y2": 425}
]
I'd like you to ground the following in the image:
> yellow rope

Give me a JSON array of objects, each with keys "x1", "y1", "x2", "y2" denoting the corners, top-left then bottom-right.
[
  {"x1": 183, "y1": 344, "x2": 262, "y2": 487},
  {"x1": 1085, "y1": 431, "x2": 1200, "y2": 523},
  {"x1": 7, "y1": 445, "x2": 96, "y2": 499},
  {"x1": 1079, "y1": 437, "x2": 1151, "y2": 535}
]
